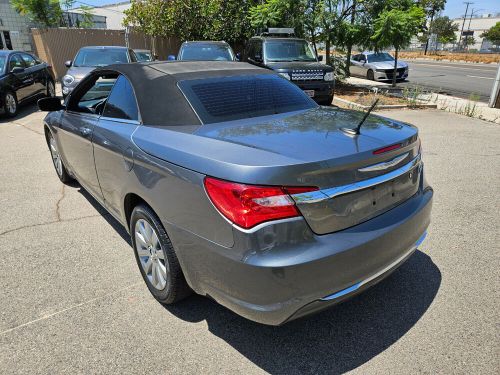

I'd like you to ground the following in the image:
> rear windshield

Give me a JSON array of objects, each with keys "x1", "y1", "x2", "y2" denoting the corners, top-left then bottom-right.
[
  {"x1": 179, "y1": 44, "x2": 234, "y2": 61},
  {"x1": 73, "y1": 48, "x2": 129, "y2": 67},
  {"x1": 178, "y1": 74, "x2": 316, "y2": 124}
]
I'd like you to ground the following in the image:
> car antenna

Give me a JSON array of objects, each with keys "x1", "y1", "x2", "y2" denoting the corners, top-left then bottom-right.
[{"x1": 342, "y1": 98, "x2": 379, "y2": 136}]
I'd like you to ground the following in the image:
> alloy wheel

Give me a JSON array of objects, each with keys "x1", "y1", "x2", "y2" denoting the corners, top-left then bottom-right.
[
  {"x1": 5, "y1": 93, "x2": 16, "y2": 114},
  {"x1": 135, "y1": 219, "x2": 169, "y2": 290},
  {"x1": 49, "y1": 135, "x2": 63, "y2": 177}
]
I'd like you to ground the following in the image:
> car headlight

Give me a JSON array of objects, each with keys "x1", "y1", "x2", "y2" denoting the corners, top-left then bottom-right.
[
  {"x1": 62, "y1": 75, "x2": 75, "y2": 86},
  {"x1": 324, "y1": 72, "x2": 334, "y2": 81},
  {"x1": 279, "y1": 72, "x2": 290, "y2": 80}
]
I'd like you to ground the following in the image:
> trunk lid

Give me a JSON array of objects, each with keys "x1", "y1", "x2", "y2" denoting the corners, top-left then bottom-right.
[
  {"x1": 134, "y1": 107, "x2": 421, "y2": 234},
  {"x1": 194, "y1": 106, "x2": 421, "y2": 234}
]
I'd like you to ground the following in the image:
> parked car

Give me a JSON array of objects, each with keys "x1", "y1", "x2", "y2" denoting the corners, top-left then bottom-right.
[
  {"x1": 38, "y1": 61, "x2": 432, "y2": 325},
  {"x1": 0, "y1": 50, "x2": 55, "y2": 117},
  {"x1": 61, "y1": 46, "x2": 137, "y2": 98},
  {"x1": 244, "y1": 28, "x2": 334, "y2": 105},
  {"x1": 350, "y1": 51, "x2": 409, "y2": 81},
  {"x1": 171, "y1": 41, "x2": 238, "y2": 61},
  {"x1": 134, "y1": 49, "x2": 154, "y2": 62}
]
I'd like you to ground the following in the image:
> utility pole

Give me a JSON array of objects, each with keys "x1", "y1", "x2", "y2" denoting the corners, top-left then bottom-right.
[{"x1": 459, "y1": 2, "x2": 473, "y2": 51}]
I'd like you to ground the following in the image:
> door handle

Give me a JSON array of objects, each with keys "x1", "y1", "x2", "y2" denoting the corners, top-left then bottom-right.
[{"x1": 80, "y1": 127, "x2": 92, "y2": 137}]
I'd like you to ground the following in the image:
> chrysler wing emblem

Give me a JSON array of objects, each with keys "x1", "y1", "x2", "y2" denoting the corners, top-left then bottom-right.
[{"x1": 358, "y1": 153, "x2": 409, "y2": 173}]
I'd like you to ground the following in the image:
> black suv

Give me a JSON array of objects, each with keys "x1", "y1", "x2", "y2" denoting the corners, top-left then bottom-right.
[{"x1": 244, "y1": 29, "x2": 334, "y2": 105}]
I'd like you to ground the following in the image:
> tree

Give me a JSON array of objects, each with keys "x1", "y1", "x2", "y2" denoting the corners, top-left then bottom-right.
[
  {"x1": 431, "y1": 16, "x2": 458, "y2": 47},
  {"x1": 123, "y1": 0, "x2": 172, "y2": 55},
  {"x1": 249, "y1": 0, "x2": 306, "y2": 36},
  {"x1": 417, "y1": 0, "x2": 446, "y2": 54},
  {"x1": 78, "y1": 6, "x2": 95, "y2": 28},
  {"x1": 371, "y1": 4, "x2": 425, "y2": 87},
  {"x1": 11, "y1": 0, "x2": 62, "y2": 27},
  {"x1": 481, "y1": 22, "x2": 500, "y2": 49},
  {"x1": 463, "y1": 35, "x2": 476, "y2": 50}
]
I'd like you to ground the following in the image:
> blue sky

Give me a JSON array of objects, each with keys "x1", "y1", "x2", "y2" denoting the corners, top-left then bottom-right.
[
  {"x1": 444, "y1": 0, "x2": 499, "y2": 19},
  {"x1": 71, "y1": 0, "x2": 499, "y2": 19}
]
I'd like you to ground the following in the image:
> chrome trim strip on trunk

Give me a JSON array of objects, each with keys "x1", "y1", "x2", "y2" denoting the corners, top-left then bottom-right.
[
  {"x1": 358, "y1": 152, "x2": 409, "y2": 172},
  {"x1": 291, "y1": 154, "x2": 421, "y2": 204},
  {"x1": 321, "y1": 231, "x2": 427, "y2": 301}
]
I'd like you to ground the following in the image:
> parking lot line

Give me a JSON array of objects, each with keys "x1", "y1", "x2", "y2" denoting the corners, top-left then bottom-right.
[{"x1": 466, "y1": 75, "x2": 495, "y2": 80}]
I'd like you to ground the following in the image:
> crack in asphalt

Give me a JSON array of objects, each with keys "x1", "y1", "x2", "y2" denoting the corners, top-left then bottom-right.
[
  {"x1": 55, "y1": 184, "x2": 66, "y2": 221},
  {"x1": 0, "y1": 214, "x2": 104, "y2": 238},
  {"x1": 0, "y1": 282, "x2": 142, "y2": 336},
  {"x1": 12, "y1": 120, "x2": 44, "y2": 136}
]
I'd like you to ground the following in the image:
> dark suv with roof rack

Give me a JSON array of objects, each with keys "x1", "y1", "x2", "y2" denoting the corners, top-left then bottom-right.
[{"x1": 244, "y1": 28, "x2": 334, "y2": 105}]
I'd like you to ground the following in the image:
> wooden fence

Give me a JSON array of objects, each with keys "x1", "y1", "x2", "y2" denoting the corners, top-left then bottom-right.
[{"x1": 31, "y1": 28, "x2": 181, "y2": 80}]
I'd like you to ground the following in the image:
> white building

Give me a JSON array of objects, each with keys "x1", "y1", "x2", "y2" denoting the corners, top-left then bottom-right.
[
  {"x1": 451, "y1": 13, "x2": 500, "y2": 51},
  {"x1": 73, "y1": 1, "x2": 131, "y2": 30}
]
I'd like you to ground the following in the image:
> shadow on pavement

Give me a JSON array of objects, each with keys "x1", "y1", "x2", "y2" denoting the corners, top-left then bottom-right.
[
  {"x1": 0, "y1": 101, "x2": 41, "y2": 124},
  {"x1": 164, "y1": 250, "x2": 440, "y2": 374},
  {"x1": 77, "y1": 187, "x2": 131, "y2": 244},
  {"x1": 75, "y1": 182, "x2": 440, "y2": 374}
]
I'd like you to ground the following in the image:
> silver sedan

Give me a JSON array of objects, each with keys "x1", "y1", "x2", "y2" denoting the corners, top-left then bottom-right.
[{"x1": 350, "y1": 52, "x2": 409, "y2": 81}]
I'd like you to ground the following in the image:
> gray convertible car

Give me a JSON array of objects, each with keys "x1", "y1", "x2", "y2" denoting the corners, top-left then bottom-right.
[{"x1": 38, "y1": 61, "x2": 432, "y2": 325}]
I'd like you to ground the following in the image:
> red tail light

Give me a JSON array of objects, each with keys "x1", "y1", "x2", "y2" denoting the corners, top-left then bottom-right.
[
  {"x1": 373, "y1": 143, "x2": 402, "y2": 155},
  {"x1": 204, "y1": 177, "x2": 318, "y2": 229}
]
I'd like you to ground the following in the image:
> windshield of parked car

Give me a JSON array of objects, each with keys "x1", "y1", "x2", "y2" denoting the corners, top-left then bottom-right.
[
  {"x1": 179, "y1": 44, "x2": 234, "y2": 61},
  {"x1": 135, "y1": 51, "x2": 152, "y2": 62},
  {"x1": 366, "y1": 53, "x2": 394, "y2": 63},
  {"x1": 178, "y1": 74, "x2": 316, "y2": 124},
  {"x1": 73, "y1": 48, "x2": 129, "y2": 67},
  {"x1": 264, "y1": 40, "x2": 317, "y2": 62},
  {"x1": 0, "y1": 56, "x2": 6, "y2": 73}
]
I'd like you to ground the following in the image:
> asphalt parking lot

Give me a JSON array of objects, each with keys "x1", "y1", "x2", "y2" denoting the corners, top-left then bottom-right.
[{"x1": 0, "y1": 103, "x2": 498, "y2": 374}]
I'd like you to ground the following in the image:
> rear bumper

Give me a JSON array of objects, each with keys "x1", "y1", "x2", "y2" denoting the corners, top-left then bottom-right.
[{"x1": 169, "y1": 185, "x2": 433, "y2": 325}]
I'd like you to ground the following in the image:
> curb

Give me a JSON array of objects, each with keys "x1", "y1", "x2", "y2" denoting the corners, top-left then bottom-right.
[{"x1": 333, "y1": 97, "x2": 438, "y2": 110}]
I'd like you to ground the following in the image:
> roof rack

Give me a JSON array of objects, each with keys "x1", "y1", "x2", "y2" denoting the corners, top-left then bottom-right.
[{"x1": 259, "y1": 28, "x2": 296, "y2": 37}]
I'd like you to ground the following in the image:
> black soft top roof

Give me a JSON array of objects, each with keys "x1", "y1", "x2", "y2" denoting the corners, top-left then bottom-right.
[{"x1": 95, "y1": 61, "x2": 271, "y2": 126}]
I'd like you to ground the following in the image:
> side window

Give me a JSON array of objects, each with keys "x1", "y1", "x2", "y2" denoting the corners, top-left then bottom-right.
[
  {"x1": 102, "y1": 75, "x2": 138, "y2": 121},
  {"x1": 21, "y1": 53, "x2": 36, "y2": 67},
  {"x1": 246, "y1": 41, "x2": 255, "y2": 60},
  {"x1": 69, "y1": 74, "x2": 117, "y2": 114},
  {"x1": 8, "y1": 54, "x2": 25, "y2": 71},
  {"x1": 352, "y1": 54, "x2": 359, "y2": 61},
  {"x1": 254, "y1": 41, "x2": 263, "y2": 60}
]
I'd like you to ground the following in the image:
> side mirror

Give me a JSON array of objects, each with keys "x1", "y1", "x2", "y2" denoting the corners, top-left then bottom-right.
[
  {"x1": 11, "y1": 67, "x2": 25, "y2": 74},
  {"x1": 167, "y1": 55, "x2": 176, "y2": 61},
  {"x1": 235, "y1": 52, "x2": 241, "y2": 61},
  {"x1": 317, "y1": 55, "x2": 323, "y2": 62},
  {"x1": 254, "y1": 54, "x2": 263, "y2": 62},
  {"x1": 38, "y1": 97, "x2": 64, "y2": 112},
  {"x1": 64, "y1": 60, "x2": 72, "y2": 68}
]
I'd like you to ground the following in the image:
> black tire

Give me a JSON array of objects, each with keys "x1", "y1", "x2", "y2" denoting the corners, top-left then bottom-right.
[
  {"x1": 367, "y1": 70, "x2": 375, "y2": 81},
  {"x1": 46, "y1": 80, "x2": 56, "y2": 97},
  {"x1": 318, "y1": 94, "x2": 334, "y2": 106},
  {"x1": 2, "y1": 91, "x2": 18, "y2": 117},
  {"x1": 130, "y1": 204, "x2": 191, "y2": 304},
  {"x1": 46, "y1": 130, "x2": 73, "y2": 184}
]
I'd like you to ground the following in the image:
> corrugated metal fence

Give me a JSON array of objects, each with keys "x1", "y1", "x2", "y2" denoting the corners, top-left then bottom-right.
[{"x1": 31, "y1": 28, "x2": 181, "y2": 80}]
